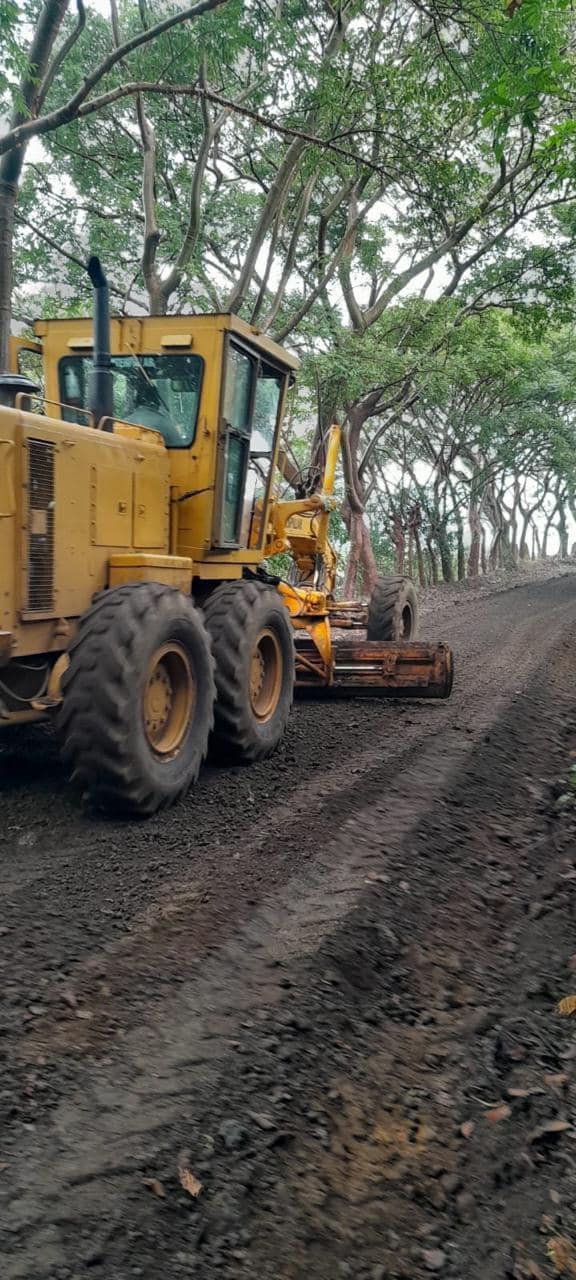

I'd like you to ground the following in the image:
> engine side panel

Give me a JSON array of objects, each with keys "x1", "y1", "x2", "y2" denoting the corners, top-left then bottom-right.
[{"x1": 0, "y1": 405, "x2": 170, "y2": 659}]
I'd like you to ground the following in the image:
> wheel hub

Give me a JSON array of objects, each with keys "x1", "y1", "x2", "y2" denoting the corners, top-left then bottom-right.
[
  {"x1": 143, "y1": 642, "x2": 195, "y2": 756},
  {"x1": 249, "y1": 629, "x2": 282, "y2": 722},
  {"x1": 145, "y1": 665, "x2": 173, "y2": 738}
]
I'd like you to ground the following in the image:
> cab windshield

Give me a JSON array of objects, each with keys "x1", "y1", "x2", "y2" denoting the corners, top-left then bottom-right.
[{"x1": 58, "y1": 353, "x2": 203, "y2": 447}]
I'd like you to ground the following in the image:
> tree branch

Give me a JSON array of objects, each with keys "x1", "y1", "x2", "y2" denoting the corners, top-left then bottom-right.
[
  {"x1": 15, "y1": 213, "x2": 142, "y2": 307},
  {"x1": 260, "y1": 174, "x2": 317, "y2": 332},
  {"x1": 0, "y1": 0, "x2": 230, "y2": 160},
  {"x1": 38, "y1": 0, "x2": 87, "y2": 109}
]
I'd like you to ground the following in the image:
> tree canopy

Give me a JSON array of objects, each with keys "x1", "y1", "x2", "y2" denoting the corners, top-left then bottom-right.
[{"x1": 1, "y1": 0, "x2": 575, "y2": 584}]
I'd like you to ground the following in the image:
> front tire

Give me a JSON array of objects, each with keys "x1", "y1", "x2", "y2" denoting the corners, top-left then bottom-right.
[
  {"x1": 58, "y1": 583, "x2": 215, "y2": 815},
  {"x1": 366, "y1": 576, "x2": 419, "y2": 642},
  {"x1": 203, "y1": 580, "x2": 295, "y2": 763}
]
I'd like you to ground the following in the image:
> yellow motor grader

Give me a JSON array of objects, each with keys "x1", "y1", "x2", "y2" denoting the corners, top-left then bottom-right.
[{"x1": 0, "y1": 258, "x2": 452, "y2": 814}]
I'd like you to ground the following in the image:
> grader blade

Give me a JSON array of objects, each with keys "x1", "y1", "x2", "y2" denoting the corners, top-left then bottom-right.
[
  {"x1": 295, "y1": 638, "x2": 453, "y2": 700},
  {"x1": 332, "y1": 640, "x2": 453, "y2": 698}
]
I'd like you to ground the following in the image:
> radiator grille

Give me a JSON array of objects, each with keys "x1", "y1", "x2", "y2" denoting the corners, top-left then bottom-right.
[{"x1": 27, "y1": 439, "x2": 55, "y2": 612}]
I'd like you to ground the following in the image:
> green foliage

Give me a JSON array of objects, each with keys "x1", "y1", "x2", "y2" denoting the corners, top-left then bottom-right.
[{"x1": 4, "y1": 0, "x2": 576, "y2": 581}]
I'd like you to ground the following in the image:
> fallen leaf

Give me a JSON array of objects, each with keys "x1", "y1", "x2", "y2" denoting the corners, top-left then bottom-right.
[
  {"x1": 142, "y1": 1177, "x2": 165, "y2": 1199},
  {"x1": 547, "y1": 1236, "x2": 576, "y2": 1276},
  {"x1": 62, "y1": 990, "x2": 77, "y2": 1010},
  {"x1": 460, "y1": 1121, "x2": 474, "y2": 1139},
  {"x1": 178, "y1": 1167, "x2": 203, "y2": 1198},
  {"x1": 550, "y1": 1189, "x2": 562, "y2": 1206},
  {"x1": 507, "y1": 1087, "x2": 545, "y2": 1099},
  {"x1": 75, "y1": 1009, "x2": 93, "y2": 1021},
  {"x1": 528, "y1": 1120, "x2": 571, "y2": 1146},
  {"x1": 248, "y1": 1112, "x2": 276, "y2": 1132},
  {"x1": 486, "y1": 1104, "x2": 512, "y2": 1124},
  {"x1": 545, "y1": 1074, "x2": 569, "y2": 1088},
  {"x1": 0, "y1": 1163, "x2": 9, "y2": 1173},
  {"x1": 557, "y1": 996, "x2": 576, "y2": 1017}
]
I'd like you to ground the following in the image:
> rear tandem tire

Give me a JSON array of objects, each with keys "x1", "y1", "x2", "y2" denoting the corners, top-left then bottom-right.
[
  {"x1": 366, "y1": 575, "x2": 419, "y2": 642},
  {"x1": 203, "y1": 579, "x2": 295, "y2": 764},
  {"x1": 57, "y1": 582, "x2": 215, "y2": 815}
]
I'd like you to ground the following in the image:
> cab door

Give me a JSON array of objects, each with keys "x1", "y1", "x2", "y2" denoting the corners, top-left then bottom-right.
[
  {"x1": 213, "y1": 340, "x2": 285, "y2": 551},
  {"x1": 213, "y1": 343, "x2": 255, "y2": 547}
]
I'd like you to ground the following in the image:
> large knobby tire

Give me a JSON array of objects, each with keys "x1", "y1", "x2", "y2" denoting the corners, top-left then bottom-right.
[
  {"x1": 366, "y1": 575, "x2": 419, "y2": 642},
  {"x1": 58, "y1": 583, "x2": 215, "y2": 815},
  {"x1": 203, "y1": 579, "x2": 295, "y2": 764}
]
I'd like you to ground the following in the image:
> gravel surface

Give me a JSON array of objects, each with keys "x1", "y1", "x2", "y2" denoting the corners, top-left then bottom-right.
[{"x1": 0, "y1": 567, "x2": 575, "y2": 1279}]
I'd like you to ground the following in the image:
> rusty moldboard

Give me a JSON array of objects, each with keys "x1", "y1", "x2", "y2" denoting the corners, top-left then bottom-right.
[
  {"x1": 298, "y1": 639, "x2": 454, "y2": 699},
  {"x1": 333, "y1": 639, "x2": 453, "y2": 698}
]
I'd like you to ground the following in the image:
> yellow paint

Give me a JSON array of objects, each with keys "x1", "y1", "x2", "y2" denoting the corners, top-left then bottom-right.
[
  {"x1": 108, "y1": 554, "x2": 193, "y2": 593},
  {"x1": 0, "y1": 439, "x2": 15, "y2": 516},
  {"x1": 160, "y1": 333, "x2": 192, "y2": 347},
  {"x1": 133, "y1": 469, "x2": 169, "y2": 549},
  {"x1": 92, "y1": 466, "x2": 133, "y2": 546},
  {"x1": 2, "y1": 310, "x2": 343, "y2": 711}
]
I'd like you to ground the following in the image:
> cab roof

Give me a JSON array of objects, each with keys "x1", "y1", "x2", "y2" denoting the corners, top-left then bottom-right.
[{"x1": 33, "y1": 312, "x2": 300, "y2": 373}]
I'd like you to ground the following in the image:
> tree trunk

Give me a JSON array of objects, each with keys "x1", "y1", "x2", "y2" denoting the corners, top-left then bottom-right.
[
  {"x1": 467, "y1": 499, "x2": 482, "y2": 577},
  {"x1": 0, "y1": 0, "x2": 70, "y2": 368},
  {"x1": 437, "y1": 528, "x2": 453, "y2": 583},
  {"x1": 340, "y1": 404, "x2": 374, "y2": 597},
  {"x1": 391, "y1": 512, "x2": 405, "y2": 574},
  {"x1": 456, "y1": 528, "x2": 465, "y2": 581},
  {"x1": 342, "y1": 510, "x2": 362, "y2": 598},
  {"x1": 0, "y1": 178, "x2": 17, "y2": 368},
  {"x1": 359, "y1": 520, "x2": 378, "y2": 595},
  {"x1": 542, "y1": 513, "x2": 555, "y2": 558},
  {"x1": 342, "y1": 510, "x2": 377, "y2": 598},
  {"x1": 557, "y1": 503, "x2": 569, "y2": 558},
  {"x1": 414, "y1": 529, "x2": 427, "y2": 587},
  {"x1": 480, "y1": 526, "x2": 487, "y2": 575},
  {"x1": 519, "y1": 511, "x2": 531, "y2": 559},
  {"x1": 509, "y1": 484, "x2": 519, "y2": 559},
  {"x1": 488, "y1": 526, "x2": 500, "y2": 569},
  {"x1": 426, "y1": 540, "x2": 438, "y2": 585},
  {"x1": 500, "y1": 523, "x2": 517, "y2": 571},
  {"x1": 148, "y1": 283, "x2": 169, "y2": 315}
]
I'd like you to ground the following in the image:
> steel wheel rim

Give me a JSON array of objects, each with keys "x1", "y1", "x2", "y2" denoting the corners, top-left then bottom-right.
[
  {"x1": 143, "y1": 642, "x2": 195, "y2": 756},
  {"x1": 249, "y1": 628, "x2": 282, "y2": 721}
]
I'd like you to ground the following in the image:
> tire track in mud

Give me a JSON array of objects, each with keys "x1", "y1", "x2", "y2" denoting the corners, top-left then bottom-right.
[
  {"x1": 0, "y1": 576, "x2": 574, "y2": 1277},
  {"x1": 1, "y1": 575, "x2": 572, "y2": 1062}
]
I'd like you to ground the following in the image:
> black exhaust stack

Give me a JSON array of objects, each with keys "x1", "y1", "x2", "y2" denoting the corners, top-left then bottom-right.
[{"x1": 87, "y1": 255, "x2": 113, "y2": 426}]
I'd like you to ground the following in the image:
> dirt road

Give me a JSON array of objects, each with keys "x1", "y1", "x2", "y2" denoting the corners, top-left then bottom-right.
[{"x1": 1, "y1": 571, "x2": 575, "y2": 1280}]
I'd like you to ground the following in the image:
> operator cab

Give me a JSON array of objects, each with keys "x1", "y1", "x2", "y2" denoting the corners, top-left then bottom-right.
[
  {"x1": 12, "y1": 275, "x2": 299, "y2": 559},
  {"x1": 58, "y1": 338, "x2": 288, "y2": 549}
]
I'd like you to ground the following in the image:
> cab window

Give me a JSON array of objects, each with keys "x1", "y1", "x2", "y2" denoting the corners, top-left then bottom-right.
[{"x1": 58, "y1": 354, "x2": 203, "y2": 448}]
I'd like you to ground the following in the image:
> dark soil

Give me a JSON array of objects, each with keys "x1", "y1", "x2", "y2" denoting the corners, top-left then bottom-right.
[{"x1": 0, "y1": 569, "x2": 575, "y2": 1280}]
